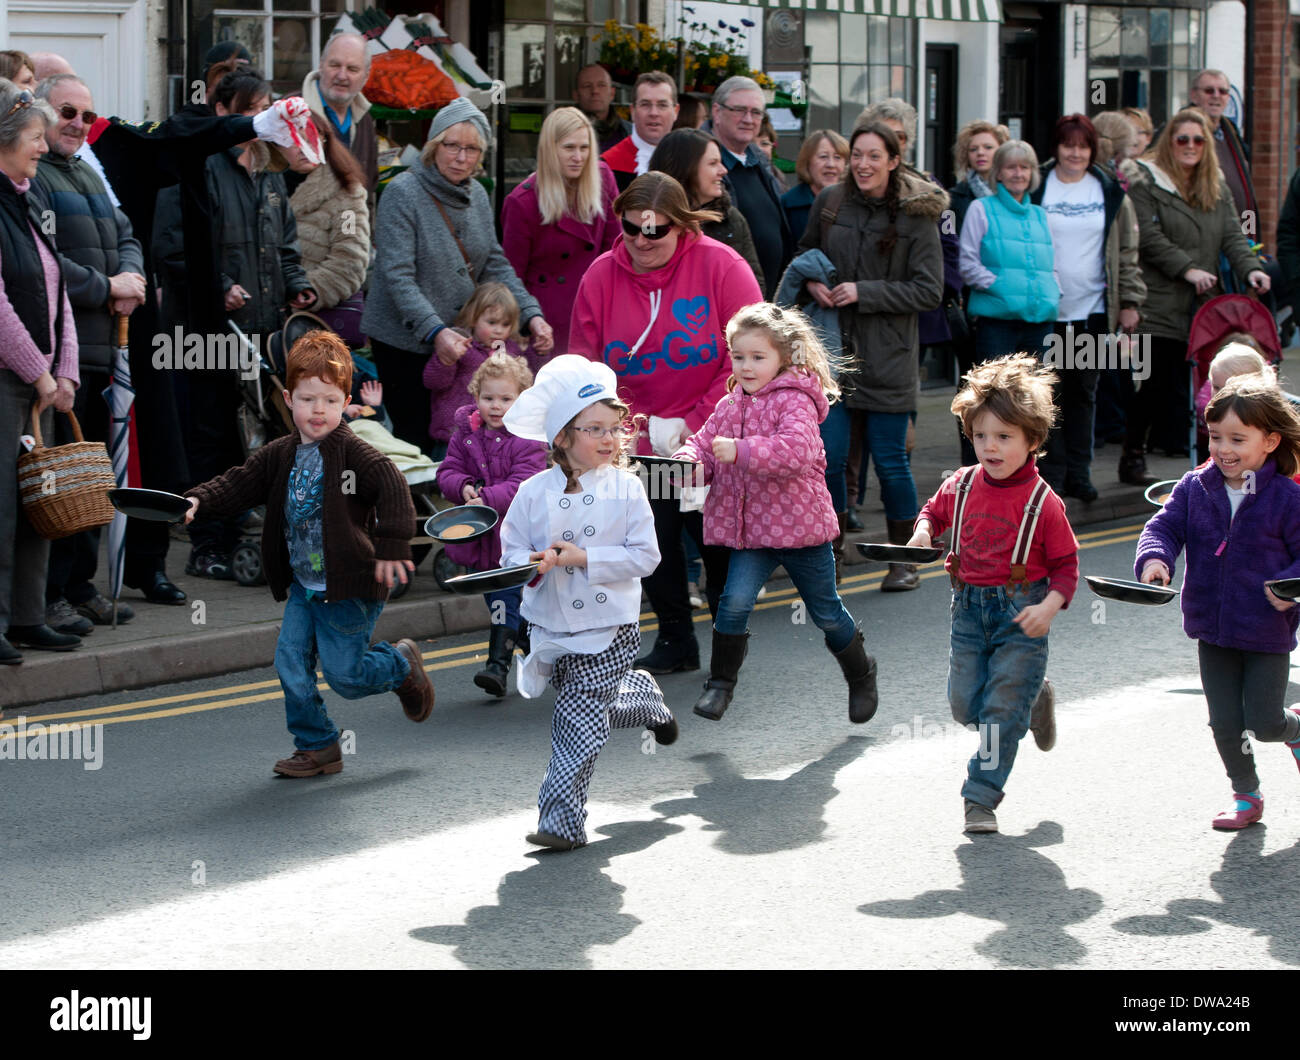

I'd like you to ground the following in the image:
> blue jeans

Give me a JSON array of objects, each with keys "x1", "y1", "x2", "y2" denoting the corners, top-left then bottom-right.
[
  {"x1": 715, "y1": 543, "x2": 857, "y2": 652},
  {"x1": 974, "y1": 318, "x2": 1051, "y2": 361},
  {"x1": 947, "y1": 579, "x2": 1051, "y2": 808},
  {"x1": 484, "y1": 584, "x2": 522, "y2": 629},
  {"x1": 275, "y1": 581, "x2": 411, "y2": 750},
  {"x1": 857, "y1": 409, "x2": 917, "y2": 521},
  {"x1": 821, "y1": 401, "x2": 851, "y2": 513}
]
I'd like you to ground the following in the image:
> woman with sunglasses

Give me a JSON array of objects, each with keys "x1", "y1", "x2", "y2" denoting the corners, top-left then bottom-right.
[
  {"x1": 569, "y1": 171, "x2": 762, "y2": 674},
  {"x1": 0, "y1": 81, "x2": 81, "y2": 662},
  {"x1": 500, "y1": 107, "x2": 618, "y2": 355},
  {"x1": 1118, "y1": 107, "x2": 1270, "y2": 485}
]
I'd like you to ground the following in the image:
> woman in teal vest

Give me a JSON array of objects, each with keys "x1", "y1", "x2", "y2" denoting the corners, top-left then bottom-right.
[{"x1": 958, "y1": 140, "x2": 1060, "y2": 362}]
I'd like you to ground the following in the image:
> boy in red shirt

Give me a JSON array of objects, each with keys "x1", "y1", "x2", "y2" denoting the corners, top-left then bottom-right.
[{"x1": 909, "y1": 355, "x2": 1079, "y2": 834}]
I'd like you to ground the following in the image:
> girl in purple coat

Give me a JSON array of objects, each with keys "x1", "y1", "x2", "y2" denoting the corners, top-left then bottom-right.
[
  {"x1": 1137, "y1": 375, "x2": 1300, "y2": 830},
  {"x1": 422, "y1": 283, "x2": 537, "y2": 459},
  {"x1": 673, "y1": 302, "x2": 878, "y2": 725},
  {"x1": 436, "y1": 354, "x2": 547, "y2": 696}
]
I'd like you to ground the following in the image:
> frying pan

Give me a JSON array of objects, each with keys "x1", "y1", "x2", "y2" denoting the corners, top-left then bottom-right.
[
  {"x1": 856, "y1": 542, "x2": 945, "y2": 564},
  {"x1": 108, "y1": 488, "x2": 192, "y2": 523},
  {"x1": 1085, "y1": 575, "x2": 1179, "y2": 606},
  {"x1": 444, "y1": 562, "x2": 541, "y2": 594},
  {"x1": 1143, "y1": 479, "x2": 1180, "y2": 508},
  {"x1": 424, "y1": 504, "x2": 498, "y2": 544}
]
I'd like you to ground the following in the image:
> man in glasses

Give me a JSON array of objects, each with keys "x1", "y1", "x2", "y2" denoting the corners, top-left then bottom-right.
[
  {"x1": 1188, "y1": 68, "x2": 1256, "y2": 219},
  {"x1": 29, "y1": 73, "x2": 147, "y2": 632},
  {"x1": 706, "y1": 75, "x2": 792, "y2": 299},
  {"x1": 602, "y1": 71, "x2": 678, "y2": 193},
  {"x1": 574, "y1": 63, "x2": 631, "y2": 154}
]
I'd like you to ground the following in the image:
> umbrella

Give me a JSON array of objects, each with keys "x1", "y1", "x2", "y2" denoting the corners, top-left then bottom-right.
[{"x1": 103, "y1": 313, "x2": 134, "y2": 627}]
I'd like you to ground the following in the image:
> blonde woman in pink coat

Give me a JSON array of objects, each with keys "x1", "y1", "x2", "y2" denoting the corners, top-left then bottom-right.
[
  {"x1": 500, "y1": 107, "x2": 618, "y2": 354},
  {"x1": 673, "y1": 302, "x2": 878, "y2": 725}
]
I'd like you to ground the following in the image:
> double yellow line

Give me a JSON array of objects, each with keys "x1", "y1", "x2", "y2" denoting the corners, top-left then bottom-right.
[{"x1": 3, "y1": 522, "x2": 1143, "y2": 736}]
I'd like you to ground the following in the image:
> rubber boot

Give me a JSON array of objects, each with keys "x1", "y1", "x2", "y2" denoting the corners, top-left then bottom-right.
[
  {"x1": 833, "y1": 511, "x2": 847, "y2": 584},
  {"x1": 1118, "y1": 446, "x2": 1158, "y2": 486},
  {"x1": 474, "y1": 624, "x2": 516, "y2": 698},
  {"x1": 880, "y1": 518, "x2": 919, "y2": 592},
  {"x1": 693, "y1": 629, "x2": 750, "y2": 720},
  {"x1": 636, "y1": 621, "x2": 700, "y2": 674},
  {"x1": 831, "y1": 626, "x2": 879, "y2": 723}
]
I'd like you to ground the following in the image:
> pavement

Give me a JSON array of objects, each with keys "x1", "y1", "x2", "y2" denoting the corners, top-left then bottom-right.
[{"x1": 1, "y1": 366, "x2": 1221, "y2": 711}]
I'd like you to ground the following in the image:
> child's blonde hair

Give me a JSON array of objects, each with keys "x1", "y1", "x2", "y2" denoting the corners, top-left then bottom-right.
[
  {"x1": 1205, "y1": 373, "x2": 1300, "y2": 478},
  {"x1": 951, "y1": 354, "x2": 1059, "y2": 454},
  {"x1": 1209, "y1": 340, "x2": 1273, "y2": 387},
  {"x1": 468, "y1": 351, "x2": 533, "y2": 399},
  {"x1": 551, "y1": 398, "x2": 635, "y2": 489},
  {"x1": 454, "y1": 282, "x2": 521, "y2": 337},
  {"x1": 724, "y1": 302, "x2": 842, "y2": 401}
]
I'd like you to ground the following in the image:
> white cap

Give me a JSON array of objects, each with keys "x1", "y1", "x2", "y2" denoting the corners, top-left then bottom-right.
[{"x1": 503, "y1": 355, "x2": 618, "y2": 446}]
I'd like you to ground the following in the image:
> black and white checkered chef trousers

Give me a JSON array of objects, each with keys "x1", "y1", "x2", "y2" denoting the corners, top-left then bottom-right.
[{"x1": 537, "y1": 623, "x2": 672, "y2": 844}]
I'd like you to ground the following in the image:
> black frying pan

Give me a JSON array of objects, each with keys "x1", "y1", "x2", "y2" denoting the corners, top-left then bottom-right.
[
  {"x1": 444, "y1": 562, "x2": 541, "y2": 595},
  {"x1": 1085, "y1": 575, "x2": 1179, "y2": 606},
  {"x1": 856, "y1": 542, "x2": 945, "y2": 564},
  {"x1": 108, "y1": 488, "x2": 192, "y2": 523}
]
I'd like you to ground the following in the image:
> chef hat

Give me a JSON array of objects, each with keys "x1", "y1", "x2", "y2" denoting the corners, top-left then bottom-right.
[{"x1": 503, "y1": 355, "x2": 618, "y2": 446}]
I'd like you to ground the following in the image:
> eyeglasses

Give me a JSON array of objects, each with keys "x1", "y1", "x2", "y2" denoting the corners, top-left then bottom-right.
[
  {"x1": 716, "y1": 102, "x2": 764, "y2": 121},
  {"x1": 621, "y1": 217, "x2": 675, "y2": 241},
  {"x1": 634, "y1": 99, "x2": 675, "y2": 112},
  {"x1": 1174, "y1": 134, "x2": 1207, "y2": 146},
  {"x1": 3, "y1": 89, "x2": 34, "y2": 120},
  {"x1": 439, "y1": 141, "x2": 483, "y2": 159},
  {"x1": 571, "y1": 425, "x2": 629, "y2": 439},
  {"x1": 56, "y1": 103, "x2": 97, "y2": 125}
]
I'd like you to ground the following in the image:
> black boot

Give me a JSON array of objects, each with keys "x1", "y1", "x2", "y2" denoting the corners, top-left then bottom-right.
[
  {"x1": 1118, "y1": 447, "x2": 1159, "y2": 486},
  {"x1": 636, "y1": 622, "x2": 700, "y2": 674},
  {"x1": 693, "y1": 629, "x2": 749, "y2": 720},
  {"x1": 881, "y1": 518, "x2": 920, "y2": 592},
  {"x1": 474, "y1": 625, "x2": 516, "y2": 698},
  {"x1": 832, "y1": 627, "x2": 879, "y2": 723}
]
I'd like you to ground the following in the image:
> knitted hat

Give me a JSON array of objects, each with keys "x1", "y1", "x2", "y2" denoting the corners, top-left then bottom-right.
[
  {"x1": 426, "y1": 96, "x2": 490, "y2": 149},
  {"x1": 503, "y1": 355, "x2": 617, "y2": 446}
]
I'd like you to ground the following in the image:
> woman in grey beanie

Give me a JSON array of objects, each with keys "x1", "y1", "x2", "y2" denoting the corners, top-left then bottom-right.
[{"x1": 362, "y1": 98, "x2": 554, "y2": 453}]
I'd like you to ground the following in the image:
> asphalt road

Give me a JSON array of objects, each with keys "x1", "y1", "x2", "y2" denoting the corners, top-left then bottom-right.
[{"x1": 4, "y1": 516, "x2": 1299, "y2": 969}]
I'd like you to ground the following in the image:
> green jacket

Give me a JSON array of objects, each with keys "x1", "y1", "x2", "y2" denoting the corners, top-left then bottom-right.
[{"x1": 1122, "y1": 158, "x2": 1260, "y2": 341}]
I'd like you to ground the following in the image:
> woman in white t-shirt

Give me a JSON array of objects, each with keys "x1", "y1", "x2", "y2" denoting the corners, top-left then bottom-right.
[{"x1": 1031, "y1": 113, "x2": 1145, "y2": 501}]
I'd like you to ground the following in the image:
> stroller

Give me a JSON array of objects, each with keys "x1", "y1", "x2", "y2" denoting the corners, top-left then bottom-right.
[
  {"x1": 1184, "y1": 293, "x2": 1285, "y2": 468},
  {"x1": 228, "y1": 312, "x2": 444, "y2": 597}
]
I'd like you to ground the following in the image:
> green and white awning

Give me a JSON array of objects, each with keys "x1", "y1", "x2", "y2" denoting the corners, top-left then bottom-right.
[{"x1": 713, "y1": 0, "x2": 1001, "y2": 19}]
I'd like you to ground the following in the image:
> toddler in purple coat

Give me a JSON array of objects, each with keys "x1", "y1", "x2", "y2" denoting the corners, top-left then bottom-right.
[
  {"x1": 422, "y1": 283, "x2": 541, "y2": 459},
  {"x1": 436, "y1": 354, "x2": 547, "y2": 696},
  {"x1": 1136, "y1": 375, "x2": 1300, "y2": 830}
]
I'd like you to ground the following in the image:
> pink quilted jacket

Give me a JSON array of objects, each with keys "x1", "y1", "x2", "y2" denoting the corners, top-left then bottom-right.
[{"x1": 674, "y1": 369, "x2": 839, "y2": 550}]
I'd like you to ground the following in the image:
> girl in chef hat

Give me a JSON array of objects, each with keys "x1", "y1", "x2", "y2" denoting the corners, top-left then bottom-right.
[{"x1": 500, "y1": 355, "x2": 678, "y2": 851}]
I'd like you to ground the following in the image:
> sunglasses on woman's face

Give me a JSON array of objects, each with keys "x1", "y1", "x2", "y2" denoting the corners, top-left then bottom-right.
[
  {"x1": 57, "y1": 103, "x2": 98, "y2": 125},
  {"x1": 1174, "y1": 134, "x2": 1206, "y2": 146},
  {"x1": 621, "y1": 217, "x2": 674, "y2": 241}
]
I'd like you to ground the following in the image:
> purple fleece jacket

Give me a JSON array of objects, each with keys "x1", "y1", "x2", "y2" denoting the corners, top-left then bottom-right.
[
  {"x1": 421, "y1": 337, "x2": 537, "y2": 445},
  {"x1": 1135, "y1": 458, "x2": 1300, "y2": 653},
  {"x1": 435, "y1": 403, "x2": 547, "y2": 571}
]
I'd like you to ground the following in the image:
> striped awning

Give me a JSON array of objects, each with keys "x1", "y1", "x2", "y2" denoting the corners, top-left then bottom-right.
[{"x1": 711, "y1": 0, "x2": 1001, "y2": 19}]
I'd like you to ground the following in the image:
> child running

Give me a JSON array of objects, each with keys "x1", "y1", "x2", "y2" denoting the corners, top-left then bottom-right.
[
  {"x1": 908, "y1": 355, "x2": 1079, "y2": 834},
  {"x1": 436, "y1": 353, "x2": 547, "y2": 697},
  {"x1": 672, "y1": 302, "x2": 878, "y2": 724},
  {"x1": 1137, "y1": 373, "x2": 1300, "y2": 829},
  {"x1": 185, "y1": 330, "x2": 434, "y2": 777},
  {"x1": 422, "y1": 282, "x2": 536, "y2": 459},
  {"x1": 499, "y1": 355, "x2": 676, "y2": 851}
]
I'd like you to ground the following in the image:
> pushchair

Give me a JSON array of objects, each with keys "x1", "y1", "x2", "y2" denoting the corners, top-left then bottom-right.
[
  {"x1": 1184, "y1": 293, "x2": 1285, "y2": 468},
  {"x1": 227, "y1": 312, "x2": 444, "y2": 597}
]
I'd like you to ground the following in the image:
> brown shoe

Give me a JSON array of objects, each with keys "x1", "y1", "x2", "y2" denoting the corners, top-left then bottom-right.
[
  {"x1": 273, "y1": 742, "x2": 342, "y2": 777},
  {"x1": 1029, "y1": 678, "x2": 1056, "y2": 751},
  {"x1": 395, "y1": 638, "x2": 435, "y2": 721}
]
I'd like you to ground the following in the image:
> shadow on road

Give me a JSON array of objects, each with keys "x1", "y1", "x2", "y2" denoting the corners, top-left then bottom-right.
[
  {"x1": 1113, "y1": 828, "x2": 1300, "y2": 965},
  {"x1": 409, "y1": 818, "x2": 683, "y2": 969},
  {"x1": 649, "y1": 736, "x2": 869, "y2": 856},
  {"x1": 857, "y1": 820, "x2": 1102, "y2": 967}
]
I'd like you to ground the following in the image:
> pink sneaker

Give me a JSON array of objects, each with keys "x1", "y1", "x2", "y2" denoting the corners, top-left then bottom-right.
[{"x1": 1211, "y1": 793, "x2": 1263, "y2": 831}]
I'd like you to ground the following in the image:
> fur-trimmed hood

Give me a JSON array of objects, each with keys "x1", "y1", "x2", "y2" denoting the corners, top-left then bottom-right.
[{"x1": 843, "y1": 167, "x2": 949, "y2": 221}]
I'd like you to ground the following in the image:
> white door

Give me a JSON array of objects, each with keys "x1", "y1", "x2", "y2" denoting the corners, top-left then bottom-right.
[{"x1": 7, "y1": 0, "x2": 147, "y2": 120}]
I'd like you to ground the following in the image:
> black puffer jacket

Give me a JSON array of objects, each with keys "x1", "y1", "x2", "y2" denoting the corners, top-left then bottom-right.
[
  {"x1": 154, "y1": 141, "x2": 311, "y2": 337},
  {"x1": 30, "y1": 151, "x2": 144, "y2": 369}
]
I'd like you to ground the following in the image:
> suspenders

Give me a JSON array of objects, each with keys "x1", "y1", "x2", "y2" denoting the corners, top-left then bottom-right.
[{"x1": 949, "y1": 466, "x2": 1051, "y2": 591}]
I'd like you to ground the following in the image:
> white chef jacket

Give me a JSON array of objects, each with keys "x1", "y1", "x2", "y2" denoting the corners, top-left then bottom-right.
[{"x1": 499, "y1": 463, "x2": 661, "y2": 697}]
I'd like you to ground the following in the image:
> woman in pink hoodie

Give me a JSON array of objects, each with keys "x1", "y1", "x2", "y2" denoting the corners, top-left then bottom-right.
[
  {"x1": 569, "y1": 171, "x2": 761, "y2": 674},
  {"x1": 674, "y1": 302, "x2": 878, "y2": 725}
]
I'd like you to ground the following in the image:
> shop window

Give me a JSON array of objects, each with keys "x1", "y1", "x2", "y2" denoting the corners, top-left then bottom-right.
[
  {"x1": 193, "y1": 0, "x2": 347, "y2": 96},
  {"x1": 1087, "y1": 4, "x2": 1200, "y2": 125}
]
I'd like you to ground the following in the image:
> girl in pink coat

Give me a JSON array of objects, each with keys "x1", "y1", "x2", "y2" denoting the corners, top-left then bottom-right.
[{"x1": 673, "y1": 302, "x2": 879, "y2": 725}]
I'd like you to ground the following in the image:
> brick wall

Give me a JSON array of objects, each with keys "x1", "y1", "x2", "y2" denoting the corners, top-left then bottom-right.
[{"x1": 1250, "y1": 0, "x2": 1289, "y2": 256}]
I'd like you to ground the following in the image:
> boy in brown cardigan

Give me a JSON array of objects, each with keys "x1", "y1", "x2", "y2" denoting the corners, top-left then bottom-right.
[{"x1": 185, "y1": 331, "x2": 433, "y2": 776}]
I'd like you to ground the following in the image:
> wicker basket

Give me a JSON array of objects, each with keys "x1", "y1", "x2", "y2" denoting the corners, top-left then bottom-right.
[{"x1": 17, "y1": 407, "x2": 117, "y2": 540}]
